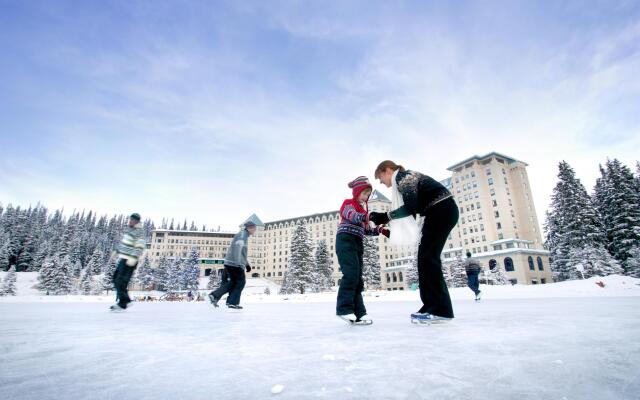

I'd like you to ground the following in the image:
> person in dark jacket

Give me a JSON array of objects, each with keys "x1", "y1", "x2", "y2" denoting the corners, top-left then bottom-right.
[
  {"x1": 110, "y1": 213, "x2": 146, "y2": 311},
  {"x1": 370, "y1": 161, "x2": 459, "y2": 324},
  {"x1": 464, "y1": 252, "x2": 482, "y2": 301},
  {"x1": 208, "y1": 221, "x2": 256, "y2": 309},
  {"x1": 336, "y1": 176, "x2": 389, "y2": 325}
]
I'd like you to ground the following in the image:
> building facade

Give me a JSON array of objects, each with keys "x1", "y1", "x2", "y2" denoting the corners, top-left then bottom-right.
[{"x1": 143, "y1": 152, "x2": 552, "y2": 289}]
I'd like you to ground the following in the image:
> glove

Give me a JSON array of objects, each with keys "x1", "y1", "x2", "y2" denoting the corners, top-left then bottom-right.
[
  {"x1": 245, "y1": 265, "x2": 252, "y2": 273},
  {"x1": 369, "y1": 211, "x2": 390, "y2": 225},
  {"x1": 380, "y1": 228, "x2": 391, "y2": 238}
]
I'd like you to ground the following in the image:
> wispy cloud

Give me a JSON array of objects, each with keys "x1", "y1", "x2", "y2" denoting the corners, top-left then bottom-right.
[{"x1": 1, "y1": 1, "x2": 639, "y2": 229}]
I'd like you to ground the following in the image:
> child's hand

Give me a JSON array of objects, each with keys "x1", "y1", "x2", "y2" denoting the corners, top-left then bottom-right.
[{"x1": 380, "y1": 227, "x2": 391, "y2": 238}]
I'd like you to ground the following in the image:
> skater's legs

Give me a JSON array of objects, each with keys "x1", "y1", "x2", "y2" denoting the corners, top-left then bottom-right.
[
  {"x1": 417, "y1": 199, "x2": 458, "y2": 318},
  {"x1": 211, "y1": 266, "x2": 234, "y2": 300},
  {"x1": 353, "y1": 250, "x2": 367, "y2": 318},
  {"x1": 226, "y1": 267, "x2": 246, "y2": 306},
  {"x1": 467, "y1": 272, "x2": 480, "y2": 294},
  {"x1": 336, "y1": 234, "x2": 364, "y2": 316},
  {"x1": 113, "y1": 258, "x2": 136, "y2": 307}
]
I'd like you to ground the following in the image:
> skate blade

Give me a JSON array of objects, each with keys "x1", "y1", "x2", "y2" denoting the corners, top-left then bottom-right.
[
  {"x1": 411, "y1": 318, "x2": 430, "y2": 325},
  {"x1": 337, "y1": 316, "x2": 356, "y2": 325},
  {"x1": 353, "y1": 320, "x2": 373, "y2": 326}
]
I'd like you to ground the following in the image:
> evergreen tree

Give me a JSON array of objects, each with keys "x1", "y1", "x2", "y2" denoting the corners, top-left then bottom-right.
[
  {"x1": 135, "y1": 257, "x2": 154, "y2": 290},
  {"x1": 624, "y1": 246, "x2": 640, "y2": 278},
  {"x1": 100, "y1": 259, "x2": 117, "y2": 294},
  {"x1": 79, "y1": 267, "x2": 93, "y2": 295},
  {"x1": 545, "y1": 161, "x2": 606, "y2": 281},
  {"x1": 38, "y1": 256, "x2": 57, "y2": 294},
  {"x1": 314, "y1": 240, "x2": 333, "y2": 290},
  {"x1": 405, "y1": 256, "x2": 419, "y2": 287},
  {"x1": 1, "y1": 265, "x2": 17, "y2": 295},
  {"x1": 593, "y1": 159, "x2": 640, "y2": 272},
  {"x1": 489, "y1": 260, "x2": 509, "y2": 285},
  {"x1": 183, "y1": 248, "x2": 201, "y2": 291},
  {"x1": 264, "y1": 287, "x2": 271, "y2": 295},
  {"x1": 568, "y1": 245, "x2": 623, "y2": 278},
  {"x1": 0, "y1": 230, "x2": 9, "y2": 270},
  {"x1": 154, "y1": 255, "x2": 170, "y2": 291},
  {"x1": 444, "y1": 256, "x2": 467, "y2": 288},
  {"x1": 165, "y1": 258, "x2": 183, "y2": 294},
  {"x1": 285, "y1": 223, "x2": 315, "y2": 294},
  {"x1": 54, "y1": 255, "x2": 73, "y2": 294},
  {"x1": 362, "y1": 236, "x2": 381, "y2": 289},
  {"x1": 86, "y1": 248, "x2": 105, "y2": 275}
]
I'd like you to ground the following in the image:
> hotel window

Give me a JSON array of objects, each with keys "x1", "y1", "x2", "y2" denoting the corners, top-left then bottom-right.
[
  {"x1": 528, "y1": 256, "x2": 535, "y2": 271},
  {"x1": 490, "y1": 189, "x2": 495, "y2": 196},
  {"x1": 486, "y1": 168, "x2": 492, "y2": 175},
  {"x1": 492, "y1": 200, "x2": 498, "y2": 207},
  {"x1": 537, "y1": 257, "x2": 544, "y2": 271},
  {"x1": 488, "y1": 178, "x2": 494, "y2": 185},
  {"x1": 504, "y1": 177, "x2": 508, "y2": 184},
  {"x1": 478, "y1": 213, "x2": 483, "y2": 221},
  {"x1": 494, "y1": 211, "x2": 500, "y2": 218},
  {"x1": 504, "y1": 257, "x2": 515, "y2": 272},
  {"x1": 476, "y1": 202, "x2": 481, "y2": 209},
  {"x1": 496, "y1": 222, "x2": 502, "y2": 230},
  {"x1": 480, "y1": 224, "x2": 484, "y2": 231}
]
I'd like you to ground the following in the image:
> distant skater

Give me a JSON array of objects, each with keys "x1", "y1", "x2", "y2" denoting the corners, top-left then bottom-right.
[
  {"x1": 208, "y1": 221, "x2": 256, "y2": 310},
  {"x1": 110, "y1": 213, "x2": 145, "y2": 312},
  {"x1": 465, "y1": 252, "x2": 482, "y2": 301}
]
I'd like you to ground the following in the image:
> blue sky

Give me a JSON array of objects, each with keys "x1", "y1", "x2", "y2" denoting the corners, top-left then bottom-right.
[{"x1": 1, "y1": 0, "x2": 639, "y2": 230}]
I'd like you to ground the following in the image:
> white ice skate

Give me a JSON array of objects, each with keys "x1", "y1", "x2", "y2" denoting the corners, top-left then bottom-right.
[
  {"x1": 353, "y1": 315, "x2": 373, "y2": 326},
  {"x1": 337, "y1": 313, "x2": 357, "y2": 324},
  {"x1": 109, "y1": 304, "x2": 126, "y2": 312},
  {"x1": 410, "y1": 312, "x2": 452, "y2": 325}
]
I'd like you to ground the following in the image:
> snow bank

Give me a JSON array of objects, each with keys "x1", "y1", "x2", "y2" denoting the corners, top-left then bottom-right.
[{"x1": 1, "y1": 272, "x2": 638, "y2": 303}]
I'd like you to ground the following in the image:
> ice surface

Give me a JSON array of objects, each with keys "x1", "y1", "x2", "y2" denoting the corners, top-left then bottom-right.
[{"x1": 1, "y1": 293, "x2": 639, "y2": 399}]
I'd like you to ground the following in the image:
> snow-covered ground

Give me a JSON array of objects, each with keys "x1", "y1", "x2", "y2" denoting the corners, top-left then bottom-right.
[{"x1": 1, "y1": 275, "x2": 639, "y2": 399}]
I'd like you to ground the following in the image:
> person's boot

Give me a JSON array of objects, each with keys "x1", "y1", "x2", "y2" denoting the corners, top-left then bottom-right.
[{"x1": 208, "y1": 293, "x2": 219, "y2": 308}]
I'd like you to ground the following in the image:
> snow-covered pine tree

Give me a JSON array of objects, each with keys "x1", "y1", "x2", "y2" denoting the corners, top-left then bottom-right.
[
  {"x1": 100, "y1": 259, "x2": 117, "y2": 294},
  {"x1": 0, "y1": 230, "x2": 9, "y2": 270},
  {"x1": 79, "y1": 267, "x2": 93, "y2": 295},
  {"x1": 54, "y1": 255, "x2": 73, "y2": 294},
  {"x1": 314, "y1": 240, "x2": 333, "y2": 290},
  {"x1": 362, "y1": 236, "x2": 381, "y2": 290},
  {"x1": 154, "y1": 255, "x2": 170, "y2": 291},
  {"x1": 568, "y1": 245, "x2": 623, "y2": 278},
  {"x1": 489, "y1": 260, "x2": 508, "y2": 285},
  {"x1": 405, "y1": 256, "x2": 419, "y2": 287},
  {"x1": 86, "y1": 248, "x2": 105, "y2": 275},
  {"x1": 444, "y1": 256, "x2": 467, "y2": 288},
  {"x1": 38, "y1": 256, "x2": 57, "y2": 294},
  {"x1": 279, "y1": 272, "x2": 292, "y2": 295},
  {"x1": 135, "y1": 257, "x2": 154, "y2": 290},
  {"x1": 183, "y1": 248, "x2": 201, "y2": 291},
  {"x1": 264, "y1": 287, "x2": 271, "y2": 295},
  {"x1": 624, "y1": 246, "x2": 640, "y2": 278},
  {"x1": 285, "y1": 223, "x2": 315, "y2": 294},
  {"x1": 593, "y1": 159, "x2": 640, "y2": 273},
  {"x1": 1, "y1": 265, "x2": 17, "y2": 295},
  {"x1": 165, "y1": 258, "x2": 183, "y2": 294},
  {"x1": 545, "y1": 161, "x2": 606, "y2": 281}
]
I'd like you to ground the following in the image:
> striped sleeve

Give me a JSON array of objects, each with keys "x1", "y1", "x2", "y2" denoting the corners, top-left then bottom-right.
[{"x1": 341, "y1": 204, "x2": 366, "y2": 224}]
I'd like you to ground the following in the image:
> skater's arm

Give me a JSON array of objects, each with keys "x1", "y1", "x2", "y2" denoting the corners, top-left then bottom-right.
[{"x1": 341, "y1": 203, "x2": 367, "y2": 224}]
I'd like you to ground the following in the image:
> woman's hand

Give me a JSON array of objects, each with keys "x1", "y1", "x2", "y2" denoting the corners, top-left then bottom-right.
[{"x1": 369, "y1": 211, "x2": 390, "y2": 225}]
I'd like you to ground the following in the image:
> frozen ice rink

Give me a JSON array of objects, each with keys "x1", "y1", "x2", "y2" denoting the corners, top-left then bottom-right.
[{"x1": 1, "y1": 294, "x2": 639, "y2": 400}]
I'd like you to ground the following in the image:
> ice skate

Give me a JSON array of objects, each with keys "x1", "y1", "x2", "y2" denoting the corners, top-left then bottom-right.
[
  {"x1": 208, "y1": 293, "x2": 220, "y2": 308},
  {"x1": 337, "y1": 313, "x2": 357, "y2": 324},
  {"x1": 109, "y1": 303, "x2": 126, "y2": 312},
  {"x1": 411, "y1": 312, "x2": 451, "y2": 325},
  {"x1": 475, "y1": 291, "x2": 482, "y2": 301},
  {"x1": 354, "y1": 314, "x2": 373, "y2": 326}
]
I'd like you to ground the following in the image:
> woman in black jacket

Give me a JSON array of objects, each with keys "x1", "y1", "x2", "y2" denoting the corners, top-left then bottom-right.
[{"x1": 370, "y1": 160, "x2": 459, "y2": 323}]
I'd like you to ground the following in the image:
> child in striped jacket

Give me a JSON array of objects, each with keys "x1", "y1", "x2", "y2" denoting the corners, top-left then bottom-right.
[{"x1": 336, "y1": 176, "x2": 389, "y2": 325}]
